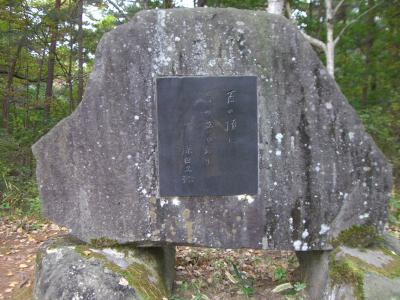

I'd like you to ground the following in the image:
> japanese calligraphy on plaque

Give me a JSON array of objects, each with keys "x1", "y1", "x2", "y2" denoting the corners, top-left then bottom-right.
[{"x1": 156, "y1": 76, "x2": 258, "y2": 196}]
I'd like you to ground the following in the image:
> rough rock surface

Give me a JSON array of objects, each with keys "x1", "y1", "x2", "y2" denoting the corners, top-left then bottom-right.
[
  {"x1": 299, "y1": 234, "x2": 400, "y2": 299},
  {"x1": 33, "y1": 236, "x2": 174, "y2": 300},
  {"x1": 32, "y1": 8, "x2": 392, "y2": 250}
]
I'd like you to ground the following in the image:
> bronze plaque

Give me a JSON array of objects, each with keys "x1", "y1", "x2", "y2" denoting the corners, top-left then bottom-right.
[{"x1": 157, "y1": 76, "x2": 258, "y2": 196}]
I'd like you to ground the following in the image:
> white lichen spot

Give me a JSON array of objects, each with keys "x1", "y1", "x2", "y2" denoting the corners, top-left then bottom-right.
[
  {"x1": 359, "y1": 213, "x2": 370, "y2": 220},
  {"x1": 273, "y1": 182, "x2": 278, "y2": 186},
  {"x1": 119, "y1": 277, "x2": 129, "y2": 286},
  {"x1": 174, "y1": 36, "x2": 181, "y2": 42},
  {"x1": 134, "y1": 115, "x2": 140, "y2": 120},
  {"x1": 315, "y1": 166, "x2": 320, "y2": 172},
  {"x1": 275, "y1": 133, "x2": 284, "y2": 144},
  {"x1": 293, "y1": 240, "x2": 302, "y2": 251},
  {"x1": 236, "y1": 21, "x2": 245, "y2": 26},
  {"x1": 147, "y1": 47, "x2": 152, "y2": 52},
  {"x1": 275, "y1": 150, "x2": 281, "y2": 156},
  {"x1": 301, "y1": 243, "x2": 309, "y2": 251},
  {"x1": 172, "y1": 198, "x2": 181, "y2": 206},
  {"x1": 246, "y1": 195, "x2": 255, "y2": 204},
  {"x1": 127, "y1": 154, "x2": 132, "y2": 159},
  {"x1": 111, "y1": 156, "x2": 116, "y2": 160},
  {"x1": 160, "y1": 199, "x2": 167, "y2": 207},
  {"x1": 348, "y1": 132, "x2": 355, "y2": 141},
  {"x1": 302, "y1": 229, "x2": 309, "y2": 239},
  {"x1": 262, "y1": 236, "x2": 269, "y2": 249},
  {"x1": 319, "y1": 224, "x2": 330, "y2": 235},
  {"x1": 291, "y1": 57, "x2": 296, "y2": 61},
  {"x1": 141, "y1": 189, "x2": 147, "y2": 195},
  {"x1": 325, "y1": 102, "x2": 333, "y2": 110},
  {"x1": 46, "y1": 248, "x2": 59, "y2": 254}
]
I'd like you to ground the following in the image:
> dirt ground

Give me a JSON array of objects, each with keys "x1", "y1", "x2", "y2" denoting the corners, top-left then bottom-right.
[{"x1": 0, "y1": 216, "x2": 302, "y2": 300}]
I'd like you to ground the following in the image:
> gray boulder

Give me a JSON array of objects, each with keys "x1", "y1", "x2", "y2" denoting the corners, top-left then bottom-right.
[
  {"x1": 298, "y1": 231, "x2": 400, "y2": 300},
  {"x1": 33, "y1": 236, "x2": 175, "y2": 300},
  {"x1": 32, "y1": 8, "x2": 392, "y2": 250}
]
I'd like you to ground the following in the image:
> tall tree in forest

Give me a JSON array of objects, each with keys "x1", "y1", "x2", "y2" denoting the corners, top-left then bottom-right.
[
  {"x1": 164, "y1": 0, "x2": 173, "y2": 8},
  {"x1": 44, "y1": 0, "x2": 62, "y2": 125},
  {"x1": 77, "y1": 0, "x2": 84, "y2": 104},
  {"x1": 288, "y1": 0, "x2": 382, "y2": 78},
  {"x1": 197, "y1": 0, "x2": 207, "y2": 6},
  {"x1": 2, "y1": 40, "x2": 23, "y2": 132}
]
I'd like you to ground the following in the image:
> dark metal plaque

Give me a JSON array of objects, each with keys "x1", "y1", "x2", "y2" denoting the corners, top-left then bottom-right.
[{"x1": 157, "y1": 76, "x2": 258, "y2": 196}]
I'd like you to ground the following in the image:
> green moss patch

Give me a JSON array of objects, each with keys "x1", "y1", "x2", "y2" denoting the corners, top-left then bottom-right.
[
  {"x1": 329, "y1": 254, "x2": 364, "y2": 300},
  {"x1": 329, "y1": 244, "x2": 400, "y2": 300},
  {"x1": 75, "y1": 244, "x2": 168, "y2": 300},
  {"x1": 332, "y1": 225, "x2": 382, "y2": 248},
  {"x1": 89, "y1": 237, "x2": 119, "y2": 248}
]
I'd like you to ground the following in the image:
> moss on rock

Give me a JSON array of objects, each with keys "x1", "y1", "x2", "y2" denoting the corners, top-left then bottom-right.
[
  {"x1": 332, "y1": 225, "x2": 382, "y2": 248},
  {"x1": 329, "y1": 251, "x2": 365, "y2": 300},
  {"x1": 75, "y1": 243, "x2": 169, "y2": 300},
  {"x1": 329, "y1": 241, "x2": 400, "y2": 300},
  {"x1": 89, "y1": 237, "x2": 119, "y2": 248}
]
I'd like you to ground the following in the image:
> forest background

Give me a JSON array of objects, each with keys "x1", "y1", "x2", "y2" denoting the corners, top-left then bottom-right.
[{"x1": 0, "y1": 0, "x2": 399, "y2": 226}]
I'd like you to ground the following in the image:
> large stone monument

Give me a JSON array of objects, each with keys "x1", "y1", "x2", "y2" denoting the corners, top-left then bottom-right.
[{"x1": 32, "y1": 7, "x2": 393, "y2": 300}]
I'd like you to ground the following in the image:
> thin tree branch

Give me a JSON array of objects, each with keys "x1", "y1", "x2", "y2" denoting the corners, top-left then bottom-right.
[
  {"x1": 106, "y1": 0, "x2": 126, "y2": 16},
  {"x1": 0, "y1": 67, "x2": 45, "y2": 82},
  {"x1": 334, "y1": 0, "x2": 384, "y2": 45},
  {"x1": 333, "y1": 0, "x2": 345, "y2": 16},
  {"x1": 301, "y1": 32, "x2": 327, "y2": 52},
  {"x1": 285, "y1": 1, "x2": 327, "y2": 53}
]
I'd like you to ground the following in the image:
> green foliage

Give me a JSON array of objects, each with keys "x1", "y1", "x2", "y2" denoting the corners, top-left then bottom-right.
[
  {"x1": 207, "y1": 0, "x2": 265, "y2": 9},
  {"x1": 231, "y1": 263, "x2": 254, "y2": 297},
  {"x1": 388, "y1": 192, "x2": 400, "y2": 226},
  {"x1": 332, "y1": 225, "x2": 381, "y2": 248},
  {"x1": 0, "y1": 130, "x2": 41, "y2": 216},
  {"x1": 274, "y1": 266, "x2": 287, "y2": 282},
  {"x1": 329, "y1": 256, "x2": 365, "y2": 300}
]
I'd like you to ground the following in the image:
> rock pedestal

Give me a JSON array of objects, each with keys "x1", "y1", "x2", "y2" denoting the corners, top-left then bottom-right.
[
  {"x1": 296, "y1": 231, "x2": 400, "y2": 300},
  {"x1": 33, "y1": 236, "x2": 175, "y2": 300}
]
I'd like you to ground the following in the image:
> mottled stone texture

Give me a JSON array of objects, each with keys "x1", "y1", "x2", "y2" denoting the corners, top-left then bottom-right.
[
  {"x1": 32, "y1": 8, "x2": 392, "y2": 250},
  {"x1": 33, "y1": 236, "x2": 174, "y2": 300}
]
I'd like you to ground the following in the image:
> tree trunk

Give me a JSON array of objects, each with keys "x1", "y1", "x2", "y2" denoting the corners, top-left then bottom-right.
[
  {"x1": 44, "y1": 0, "x2": 61, "y2": 125},
  {"x1": 68, "y1": 23, "x2": 74, "y2": 113},
  {"x1": 361, "y1": 0, "x2": 375, "y2": 107},
  {"x1": 267, "y1": 0, "x2": 285, "y2": 15},
  {"x1": 197, "y1": 0, "x2": 207, "y2": 7},
  {"x1": 77, "y1": 0, "x2": 84, "y2": 105},
  {"x1": 2, "y1": 41, "x2": 23, "y2": 132},
  {"x1": 164, "y1": 0, "x2": 173, "y2": 8},
  {"x1": 141, "y1": 0, "x2": 148, "y2": 9},
  {"x1": 35, "y1": 48, "x2": 46, "y2": 107},
  {"x1": 325, "y1": 0, "x2": 335, "y2": 78}
]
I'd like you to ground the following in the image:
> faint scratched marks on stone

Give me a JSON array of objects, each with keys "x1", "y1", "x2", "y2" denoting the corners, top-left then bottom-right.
[
  {"x1": 225, "y1": 90, "x2": 238, "y2": 143},
  {"x1": 182, "y1": 145, "x2": 195, "y2": 184}
]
